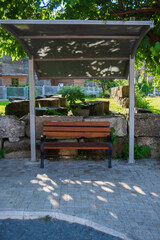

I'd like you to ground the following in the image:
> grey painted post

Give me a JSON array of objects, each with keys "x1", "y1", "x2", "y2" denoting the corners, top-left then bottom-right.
[
  {"x1": 128, "y1": 56, "x2": 135, "y2": 164},
  {"x1": 29, "y1": 57, "x2": 36, "y2": 161}
]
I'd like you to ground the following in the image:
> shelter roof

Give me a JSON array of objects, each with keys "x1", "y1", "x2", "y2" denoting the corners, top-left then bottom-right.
[{"x1": 0, "y1": 20, "x2": 153, "y2": 80}]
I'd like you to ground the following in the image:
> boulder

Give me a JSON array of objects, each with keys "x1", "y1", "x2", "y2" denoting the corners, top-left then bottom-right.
[
  {"x1": 4, "y1": 137, "x2": 30, "y2": 152},
  {"x1": 135, "y1": 107, "x2": 152, "y2": 114},
  {"x1": 84, "y1": 115, "x2": 127, "y2": 136},
  {"x1": 134, "y1": 114, "x2": 160, "y2": 137},
  {"x1": 36, "y1": 98, "x2": 60, "y2": 108},
  {"x1": 25, "y1": 115, "x2": 83, "y2": 139},
  {"x1": 86, "y1": 101, "x2": 109, "y2": 116},
  {"x1": 72, "y1": 109, "x2": 90, "y2": 117},
  {"x1": 5, "y1": 100, "x2": 29, "y2": 118},
  {"x1": 111, "y1": 86, "x2": 129, "y2": 98},
  {"x1": 4, "y1": 151, "x2": 31, "y2": 159},
  {"x1": 5, "y1": 97, "x2": 67, "y2": 118},
  {"x1": 0, "y1": 116, "x2": 25, "y2": 140}
]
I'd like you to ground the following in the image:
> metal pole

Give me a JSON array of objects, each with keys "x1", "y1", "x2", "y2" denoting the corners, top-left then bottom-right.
[
  {"x1": 128, "y1": 56, "x2": 135, "y2": 164},
  {"x1": 29, "y1": 57, "x2": 36, "y2": 161}
]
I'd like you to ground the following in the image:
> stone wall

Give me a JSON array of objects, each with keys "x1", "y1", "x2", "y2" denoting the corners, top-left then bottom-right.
[
  {"x1": 0, "y1": 114, "x2": 160, "y2": 159},
  {"x1": 111, "y1": 85, "x2": 131, "y2": 107}
]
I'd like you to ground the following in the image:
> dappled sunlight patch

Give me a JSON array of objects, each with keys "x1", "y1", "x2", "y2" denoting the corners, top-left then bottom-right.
[
  {"x1": 97, "y1": 195, "x2": 108, "y2": 203},
  {"x1": 62, "y1": 194, "x2": 73, "y2": 201},
  {"x1": 38, "y1": 181, "x2": 47, "y2": 187},
  {"x1": 48, "y1": 196, "x2": 59, "y2": 207},
  {"x1": 133, "y1": 186, "x2": 146, "y2": 195},
  {"x1": 42, "y1": 186, "x2": 52, "y2": 193},
  {"x1": 150, "y1": 192, "x2": 159, "y2": 197},
  {"x1": 52, "y1": 192, "x2": 59, "y2": 197},
  {"x1": 109, "y1": 211, "x2": 118, "y2": 219},
  {"x1": 101, "y1": 186, "x2": 114, "y2": 193},
  {"x1": 131, "y1": 192, "x2": 138, "y2": 197},
  {"x1": 118, "y1": 182, "x2": 132, "y2": 190},
  {"x1": 62, "y1": 179, "x2": 75, "y2": 185},
  {"x1": 83, "y1": 180, "x2": 91, "y2": 183},
  {"x1": 75, "y1": 180, "x2": 82, "y2": 185},
  {"x1": 89, "y1": 189, "x2": 96, "y2": 194},
  {"x1": 105, "y1": 182, "x2": 116, "y2": 187},
  {"x1": 30, "y1": 179, "x2": 38, "y2": 184},
  {"x1": 36, "y1": 174, "x2": 58, "y2": 188}
]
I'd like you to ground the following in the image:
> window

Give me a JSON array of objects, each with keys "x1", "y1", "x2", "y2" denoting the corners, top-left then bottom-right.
[{"x1": 11, "y1": 78, "x2": 19, "y2": 87}]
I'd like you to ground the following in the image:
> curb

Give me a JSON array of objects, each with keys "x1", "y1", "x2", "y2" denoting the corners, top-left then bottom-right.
[{"x1": 0, "y1": 211, "x2": 132, "y2": 240}]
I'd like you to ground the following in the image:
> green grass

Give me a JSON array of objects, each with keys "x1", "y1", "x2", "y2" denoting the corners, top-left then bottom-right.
[
  {"x1": 0, "y1": 101, "x2": 9, "y2": 116},
  {"x1": 145, "y1": 97, "x2": 160, "y2": 114}
]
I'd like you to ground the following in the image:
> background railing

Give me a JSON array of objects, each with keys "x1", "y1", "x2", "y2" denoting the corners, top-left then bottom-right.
[{"x1": 0, "y1": 85, "x2": 101, "y2": 100}]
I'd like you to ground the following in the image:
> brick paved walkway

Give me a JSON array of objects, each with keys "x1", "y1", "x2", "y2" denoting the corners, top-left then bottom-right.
[
  {"x1": 0, "y1": 219, "x2": 122, "y2": 240},
  {"x1": 0, "y1": 158, "x2": 160, "y2": 240}
]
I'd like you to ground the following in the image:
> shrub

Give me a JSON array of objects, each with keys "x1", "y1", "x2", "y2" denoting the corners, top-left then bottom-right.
[
  {"x1": 120, "y1": 142, "x2": 151, "y2": 159},
  {"x1": 58, "y1": 85, "x2": 86, "y2": 112},
  {"x1": 135, "y1": 85, "x2": 150, "y2": 109},
  {"x1": 43, "y1": 109, "x2": 67, "y2": 116}
]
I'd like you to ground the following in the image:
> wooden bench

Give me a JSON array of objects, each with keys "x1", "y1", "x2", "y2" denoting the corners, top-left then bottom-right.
[{"x1": 40, "y1": 121, "x2": 112, "y2": 168}]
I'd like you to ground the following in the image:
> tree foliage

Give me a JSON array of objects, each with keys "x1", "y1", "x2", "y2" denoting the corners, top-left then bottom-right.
[
  {"x1": 0, "y1": 0, "x2": 53, "y2": 60},
  {"x1": 0, "y1": 0, "x2": 160, "y2": 81}
]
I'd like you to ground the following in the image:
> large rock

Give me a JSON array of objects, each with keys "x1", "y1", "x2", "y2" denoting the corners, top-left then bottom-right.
[
  {"x1": 0, "y1": 116, "x2": 25, "y2": 140},
  {"x1": 25, "y1": 115, "x2": 83, "y2": 139},
  {"x1": 111, "y1": 86, "x2": 129, "y2": 98},
  {"x1": 5, "y1": 100, "x2": 29, "y2": 118},
  {"x1": 136, "y1": 137, "x2": 160, "y2": 158},
  {"x1": 84, "y1": 116, "x2": 127, "y2": 136},
  {"x1": 5, "y1": 97, "x2": 67, "y2": 118},
  {"x1": 74, "y1": 101, "x2": 109, "y2": 116},
  {"x1": 86, "y1": 101, "x2": 109, "y2": 116},
  {"x1": 4, "y1": 151, "x2": 31, "y2": 159},
  {"x1": 4, "y1": 137, "x2": 30, "y2": 152},
  {"x1": 36, "y1": 98, "x2": 60, "y2": 107},
  {"x1": 135, "y1": 114, "x2": 160, "y2": 137},
  {"x1": 135, "y1": 107, "x2": 152, "y2": 114}
]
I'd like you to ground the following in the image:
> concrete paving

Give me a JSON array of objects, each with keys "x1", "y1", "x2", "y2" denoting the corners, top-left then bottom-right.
[{"x1": 0, "y1": 158, "x2": 160, "y2": 240}]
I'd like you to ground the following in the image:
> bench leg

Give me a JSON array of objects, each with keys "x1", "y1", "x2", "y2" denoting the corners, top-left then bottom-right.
[
  {"x1": 106, "y1": 137, "x2": 112, "y2": 168},
  {"x1": 40, "y1": 135, "x2": 45, "y2": 168}
]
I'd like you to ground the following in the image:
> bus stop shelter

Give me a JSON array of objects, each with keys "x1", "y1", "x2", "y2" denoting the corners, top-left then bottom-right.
[{"x1": 0, "y1": 19, "x2": 153, "y2": 164}]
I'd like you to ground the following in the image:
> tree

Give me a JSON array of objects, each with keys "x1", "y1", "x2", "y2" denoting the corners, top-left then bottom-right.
[
  {"x1": 85, "y1": 79, "x2": 115, "y2": 97},
  {"x1": 0, "y1": 0, "x2": 53, "y2": 60}
]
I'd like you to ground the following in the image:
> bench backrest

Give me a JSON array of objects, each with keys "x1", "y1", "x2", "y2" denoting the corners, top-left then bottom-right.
[{"x1": 43, "y1": 121, "x2": 110, "y2": 138}]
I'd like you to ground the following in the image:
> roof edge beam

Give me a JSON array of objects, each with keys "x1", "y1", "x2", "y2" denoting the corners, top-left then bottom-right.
[
  {"x1": 38, "y1": 76, "x2": 126, "y2": 80},
  {"x1": 131, "y1": 26, "x2": 150, "y2": 58},
  {"x1": 20, "y1": 35, "x2": 139, "y2": 39},
  {"x1": 34, "y1": 57, "x2": 129, "y2": 61}
]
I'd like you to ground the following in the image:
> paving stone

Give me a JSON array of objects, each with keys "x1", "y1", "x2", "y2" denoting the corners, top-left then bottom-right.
[{"x1": 0, "y1": 158, "x2": 160, "y2": 240}]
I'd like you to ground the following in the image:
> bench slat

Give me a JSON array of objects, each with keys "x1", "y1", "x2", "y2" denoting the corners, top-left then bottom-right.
[
  {"x1": 43, "y1": 126, "x2": 110, "y2": 132},
  {"x1": 43, "y1": 121, "x2": 110, "y2": 127},
  {"x1": 43, "y1": 132, "x2": 110, "y2": 138},
  {"x1": 44, "y1": 142, "x2": 109, "y2": 150}
]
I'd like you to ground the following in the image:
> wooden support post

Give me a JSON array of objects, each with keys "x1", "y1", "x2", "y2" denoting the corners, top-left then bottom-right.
[{"x1": 29, "y1": 57, "x2": 36, "y2": 161}]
